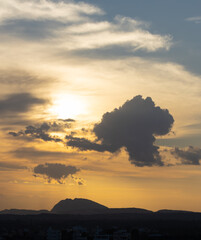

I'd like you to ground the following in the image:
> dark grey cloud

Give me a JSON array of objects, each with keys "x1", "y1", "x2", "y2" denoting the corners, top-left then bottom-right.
[
  {"x1": 67, "y1": 95, "x2": 174, "y2": 167},
  {"x1": 0, "y1": 162, "x2": 27, "y2": 171},
  {"x1": 66, "y1": 136, "x2": 117, "y2": 152},
  {"x1": 59, "y1": 118, "x2": 76, "y2": 122},
  {"x1": 33, "y1": 163, "x2": 80, "y2": 183},
  {"x1": 49, "y1": 120, "x2": 74, "y2": 131},
  {"x1": 0, "y1": 93, "x2": 48, "y2": 116},
  {"x1": 8, "y1": 120, "x2": 73, "y2": 142},
  {"x1": 172, "y1": 146, "x2": 201, "y2": 165},
  {"x1": 11, "y1": 147, "x2": 77, "y2": 161},
  {"x1": 9, "y1": 129, "x2": 61, "y2": 143}
]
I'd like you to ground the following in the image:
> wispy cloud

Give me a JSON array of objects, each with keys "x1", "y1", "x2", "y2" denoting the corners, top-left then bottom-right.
[
  {"x1": 0, "y1": 0, "x2": 172, "y2": 53},
  {"x1": 11, "y1": 147, "x2": 78, "y2": 161},
  {"x1": 0, "y1": 162, "x2": 27, "y2": 171},
  {"x1": 58, "y1": 15, "x2": 172, "y2": 52},
  {"x1": 186, "y1": 16, "x2": 201, "y2": 24},
  {"x1": 0, "y1": 0, "x2": 103, "y2": 24}
]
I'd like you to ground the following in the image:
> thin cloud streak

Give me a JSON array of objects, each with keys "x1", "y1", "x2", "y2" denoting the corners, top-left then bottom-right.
[
  {"x1": 0, "y1": 162, "x2": 27, "y2": 171},
  {"x1": 59, "y1": 16, "x2": 172, "y2": 52},
  {"x1": 11, "y1": 147, "x2": 78, "y2": 161},
  {"x1": 186, "y1": 16, "x2": 201, "y2": 23}
]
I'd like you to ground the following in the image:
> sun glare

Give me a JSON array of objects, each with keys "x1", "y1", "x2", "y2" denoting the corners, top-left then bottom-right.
[{"x1": 49, "y1": 94, "x2": 87, "y2": 119}]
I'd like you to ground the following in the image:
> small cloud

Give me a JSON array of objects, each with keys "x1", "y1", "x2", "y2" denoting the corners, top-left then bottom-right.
[
  {"x1": 114, "y1": 15, "x2": 150, "y2": 30},
  {"x1": 171, "y1": 146, "x2": 201, "y2": 165},
  {"x1": 67, "y1": 136, "x2": 116, "y2": 152},
  {"x1": 186, "y1": 16, "x2": 201, "y2": 24},
  {"x1": 8, "y1": 120, "x2": 73, "y2": 142},
  {"x1": 9, "y1": 131, "x2": 21, "y2": 137},
  {"x1": 60, "y1": 118, "x2": 76, "y2": 122},
  {"x1": 71, "y1": 176, "x2": 86, "y2": 186},
  {"x1": 33, "y1": 163, "x2": 80, "y2": 184}
]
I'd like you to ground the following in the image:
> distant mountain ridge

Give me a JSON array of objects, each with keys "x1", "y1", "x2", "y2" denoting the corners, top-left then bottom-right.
[
  {"x1": 0, "y1": 209, "x2": 49, "y2": 215},
  {"x1": 50, "y1": 198, "x2": 154, "y2": 215},
  {"x1": 0, "y1": 198, "x2": 201, "y2": 219}
]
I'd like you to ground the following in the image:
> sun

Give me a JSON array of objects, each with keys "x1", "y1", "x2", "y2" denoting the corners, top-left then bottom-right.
[{"x1": 49, "y1": 94, "x2": 87, "y2": 119}]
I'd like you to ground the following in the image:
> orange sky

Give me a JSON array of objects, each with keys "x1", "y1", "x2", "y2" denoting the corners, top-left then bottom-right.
[{"x1": 0, "y1": 0, "x2": 201, "y2": 212}]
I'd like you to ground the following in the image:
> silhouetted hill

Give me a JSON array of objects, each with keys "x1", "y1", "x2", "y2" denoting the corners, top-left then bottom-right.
[
  {"x1": 156, "y1": 209, "x2": 201, "y2": 220},
  {"x1": 0, "y1": 198, "x2": 201, "y2": 219},
  {"x1": 157, "y1": 209, "x2": 195, "y2": 214},
  {"x1": 51, "y1": 198, "x2": 108, "y2": 214},
  {"x1": 109, "y1": 208, "x2": 152, "y2": 214},
  {"x1": 0, "y1": 209, "x2": 49, "y2": 215},
  {"x1": 51, "y1": 198, "x2": 153, "y2": 215}
]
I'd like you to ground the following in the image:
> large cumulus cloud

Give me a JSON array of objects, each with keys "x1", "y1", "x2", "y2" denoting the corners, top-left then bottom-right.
[{"x1": 67, "y1": 95, "x2": 174, "y2": 167}]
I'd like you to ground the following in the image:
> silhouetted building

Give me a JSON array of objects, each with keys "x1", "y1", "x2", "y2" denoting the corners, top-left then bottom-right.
[
  {"x1": 113, "y1": 230, "x2": 130, "y2": 240},
  {"x1": 73, "y1": 226, "x2": 87, "y2": 240},
  {"x1": 131, "y1": 229, "x2": 139, "y2": 240},
  {"x1": 47, "y1": 227, "x2": 61, "y2": 240},
  {"x1": 94, "y1": 226, "x2": 111, "y2": 240}
]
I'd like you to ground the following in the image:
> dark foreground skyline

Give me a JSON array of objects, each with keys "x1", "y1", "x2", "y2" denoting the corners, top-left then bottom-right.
[{"x1": 0, "y1": 199, "x2": 201, "y2": 240}]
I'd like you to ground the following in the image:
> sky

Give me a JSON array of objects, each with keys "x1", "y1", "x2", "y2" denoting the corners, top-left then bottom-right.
[{"x1": 0, "y1": 0, "x2": 201, "y2": 212}]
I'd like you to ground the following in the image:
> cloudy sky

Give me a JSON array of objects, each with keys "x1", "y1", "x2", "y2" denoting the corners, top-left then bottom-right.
[{"x1": 0, "y1": 0, "x2": 201, "y2": 212}]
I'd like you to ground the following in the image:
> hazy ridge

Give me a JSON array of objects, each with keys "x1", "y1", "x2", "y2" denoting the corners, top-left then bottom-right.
[{"x1": 1, "y1": 198, "x2": 201, "y2": 220}]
